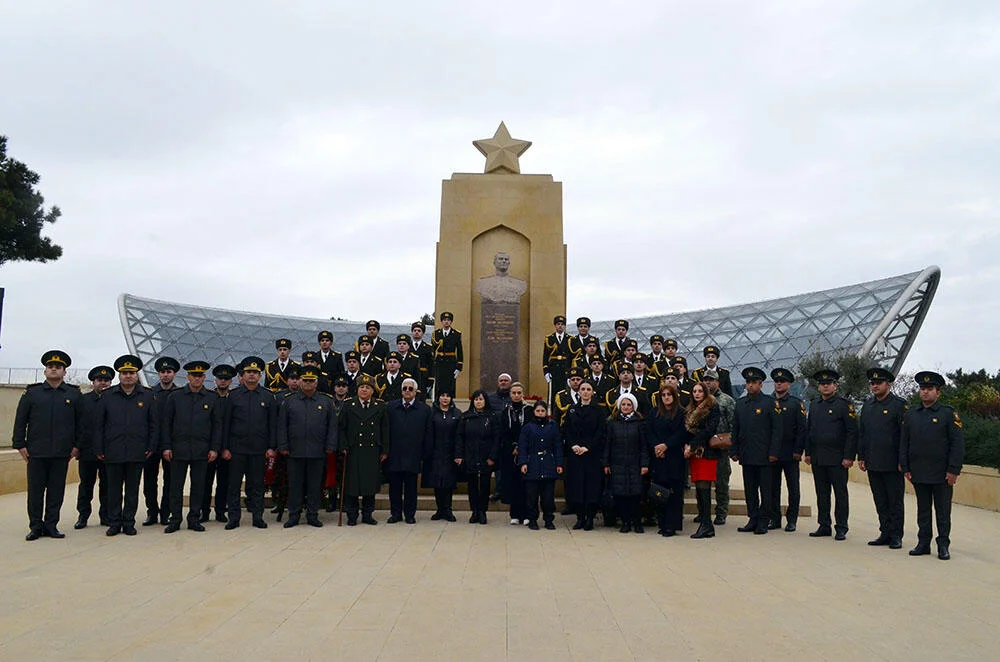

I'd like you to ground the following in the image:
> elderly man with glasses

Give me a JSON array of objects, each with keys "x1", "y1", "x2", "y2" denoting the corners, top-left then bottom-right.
[{"x1": 385, "y1": 378, "x2": 433, "y2": 524}]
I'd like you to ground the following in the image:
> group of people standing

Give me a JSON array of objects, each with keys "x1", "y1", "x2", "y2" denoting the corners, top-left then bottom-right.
[{"x1": 12, "y1": 313, "x2": 966, "y2": 560}]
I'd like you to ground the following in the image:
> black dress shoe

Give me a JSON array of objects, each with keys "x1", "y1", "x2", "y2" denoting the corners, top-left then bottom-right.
[
  {"x1": 633, "y1": 524, "x2": 644, "y2": 534},
  {"x1": 479, "y1": 513, "x2": 487, "y2": 525},
  {"x1": 405, "y1": 516, "x2": 416, "y2": 524},
  {"x1": 307, "y1": 518, "x2": 323, "y2": 528},
  {"x1": 74, "y1": 516, "x2": 88, "y2": 530},
  {"x1": 713, "y1": 515, "x2": 726, "y2": 526},
  {"x1": 283, "y1": 518, "x2": 299, "y2": 528},
  {"x1": 545, "y1": 521, "x2": 557, "y2": 530},
  {"x1": 188, "y1": 522, "x2": 206, "y2": 532},
  {"x1": 164, "y1": 523, "x2": 181, "y2": 533},
  {"x1": 362, "y1": 515, "x2": 377, "y2": 525},
  {"x1": 225, "y1": 520, "x2": 240, "y2": 530},
  {"x1": 469, "y1": 512, "x2": 479, "y2": 524},
  {"x1": 834, "y1": 531, "x2": 847, "y2": 541},
  {"x1": 387, "y1": 515, "x2": 403, "y2": 524},
  {"x1": 582, "y1": 519, "x2": 594, "y2": 531},
  {"x1": 430, "y1": 512, "x2": 443, "y2": 521},
  {"x1": 143, "y1": 514, "x2": 158, "y2": 527},
  {"x1": 868, "y1": 534, "x2": 890, "y2": 546},
  {"x1": 215, "y1": 512, "x2": 228, "y2": 523},
  {"x1": 572, "y1": 518, "x2": 584, "y2": 530},
  {"x1": 737, "y1": 522, "x2": 756, "y2": 533},
  {"x1": 888, "y1": 537, "x2": 902, "y2": 549},
  {"x1": 106, "y1": 526, "x2": 122, "y2": 537},
  {"x1": 767, "y1": 521, "x2": 781, "y2": 530},
  {"x1": 252, "y1": 518, "x2": 267, "y2": 529},
  {"x1": 909, "y1": 543, "x2": 931, "y2": 556},
  {"x1": 123, "y1": 526, "x2": 137, "y2": 536},
  {"x1": 809, "y1": 527, "x2": 832, "y2": 537},
  {"x1": 619, "y1": 523, "x2": 631, "y2": 533},
  {"x1": 784, "y1": 523, "x2": 797, "y2": 532},
  {"x1": 444, "y1": 512, "x2": 457, "y2": 522},
  {"x1": 528, "y1": 521, "x2": 540, "y2": 530},
  {"x1": 937, "y1": 544, "x2": 950, "y2": 560},
  {"x1": 346, "y1": 516, "x2": 358, "y2": 526},
  {"x1": 46, "y1": 528, "x2": 66, "y2": 539},
  {"x1": 25, "y1": 530, "x2": 42, "y2": 541},
  {"x1": 754, "y1": 526, "x2": 768, "y2": 535}
]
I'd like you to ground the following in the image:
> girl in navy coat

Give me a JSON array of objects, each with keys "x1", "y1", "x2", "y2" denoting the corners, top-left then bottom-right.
[{"x1": 518, "y1": 401, "x2": 564, "y2": 530}]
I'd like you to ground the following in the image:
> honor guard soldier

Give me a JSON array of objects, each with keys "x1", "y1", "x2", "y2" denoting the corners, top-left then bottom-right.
[
  {"x1": 660, "y1": 368, "x2": 691, "y2": 407},
  {"x1": 144, "y1": 356, "x2": 180, "y2": 526},
  {"x1": 93, "y1": 355, "x2": 157, "y2": 536},
  {"x1": 338, "y1": 374, "x2": 390, "y2": 525},
  {"x1": 805, "y1": 369, "x2": 858, "y2": 540},
  {"x1": 648, "y1": 335, "x2": 669, "y2": 378},
  {"x1": 377, "y1": 352, "x2": 412, "y2": 402},
  {"x1": 610, "y1": 339, "x2": 638, "y2": 379},
  {"x1": 13, "y1": 351, "x2": 85, "y2": 541},
  {"x1": 604, "y1": 320, "x2": 632, "y2": 365},
  {"x1": 221, "y1": 357, "x2": 276, "y2": 529},
  {"x1": 410, "y1": 321, "x2": 435, "y2": 398},
  {"x1": 553, "y1": 367, "x2": 586, "y2": 427},
  {"x1": 632, "y1": 353, "x2": 659, "y2": 393},
  {"x1": 356, "y1": 335, "x2": 385, "y2": 376},
  {"x1": 277, "y1": 365, "x2": 338, "y2": 528},
  {"x1": 672, "y1": 356, "x2": 692, "y2": 391},
  {"x1": 344, "y1": 351, "x2": 362, "y2": 396},
  {"x1": 568, "y1": 317, "x2": 594, "y2": 364},
  {"x1": 201, "y1": 363, "x2": 236, "y2": 523},
  {"x1": 770, "y1": 368, "x2": 807, "y2": 531},
  {"x1": 301, "y1": 351, "x2": 332, "y2": 394},
  {"x1": 432, "y1": 312, "x2": 463, "y2": 399},
  {"x1": 730, "y1": 367, "x2": 781, "y2": 535},
  {"x1": 356, "y1": 320, "x2": 391, "y2": 361},
  {"x1": 161, "y1": 360, "x2": 223, "y2": 533},
  {"x1": 543, "y1": 315, "x2": 575, "y2": 402},
  {"x1": 266, "y1": 339, "x2": 299, "y2": 392},
  {"x1": 901, "y1": 371, "x2": 965, "y2": 560},
  {"x1": 317, "y1": 330, "x2": 346, "y2": 382},
  {"x1": 606, "y1": 364, "x2": 650, "y2": 416},
  {"x1": 75, "y1": 365, "x2": 113, "y2": 529},
  {"x1": 692, "y1": 345, "x2": 734, "y2": 397},
  {"x1": 573, "y1": 336, "x2": 602, "y2": 374},
  {"x1": 858, "y1": 367, "x2": 908, "y2": 549},
  {"x1": 586, "y1": 355, "x2": 615, "y2": 405},
  {"x1": 394, "y1": 334, "x2": 422, "y2": 389}
]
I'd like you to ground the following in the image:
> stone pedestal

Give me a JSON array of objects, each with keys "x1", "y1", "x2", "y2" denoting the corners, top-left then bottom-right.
[{"x1": 435, "y1": 173, "x2": 566, "y2": 398}]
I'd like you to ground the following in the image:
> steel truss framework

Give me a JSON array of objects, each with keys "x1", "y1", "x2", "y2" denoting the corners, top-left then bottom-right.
[{"x1": 120, "y1": 267, "x2": 939, "y2": 389}]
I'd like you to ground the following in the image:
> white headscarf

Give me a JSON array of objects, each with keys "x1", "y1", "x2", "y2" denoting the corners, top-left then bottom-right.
[{"x1": 616, "y1": 393, "x2": 638, "y2": 412}]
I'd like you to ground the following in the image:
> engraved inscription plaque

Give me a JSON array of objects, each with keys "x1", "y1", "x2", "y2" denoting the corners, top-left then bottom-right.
[{"x1": 480, "y1": 302, "x2": 520, "y2": 389}]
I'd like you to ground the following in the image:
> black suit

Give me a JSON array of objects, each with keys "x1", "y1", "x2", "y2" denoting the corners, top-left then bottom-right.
[{"x1": 318, "y1": 350, "x2": 346, "y2": 382}]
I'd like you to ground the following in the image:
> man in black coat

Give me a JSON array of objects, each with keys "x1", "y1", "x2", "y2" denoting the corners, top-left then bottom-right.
[
  {"x1": 357, "y1": 336, "x2": 385, "y2": 377},
  {"x1": 385, "y1": 378, "x2": 432, "y2": 523},
  {"x1": 317, "y1": 330, "x2": 346, "y2": 382},
  {"x1": 543, "y1": 315, "x2": 576, "y2": 403},
  {"x1": 144, "y1": 356, "x2": 180, "y2": 526},
  {"x1": 805, "y1": 369, "x2": 858, "y2": 541},
  {"x1": 265, "y1": 338, "x2": 300, "y2": 392},
  {"x1": 201, "y1": 363, "x2": 236, "y2": 523},
  {"x1": 859, "y1": 367, "x2": 908, "y2": 549},
  {"x1": 75, "y1": 365, "x2": 113, "y2": 530},
  {"x1": 13, "y1": 350, "x2": 85, "y2": 541},
  {"x1": 161, "y1": 361, "x2": 222, "y2": 533},
  {"x1": 901, "y1": 371, "x2": 965, "y2": 560},
  {"x1": 277, "y1": 366, "x2": 339, "y2": 527},
  {"x1": 338, "y1": 374, "x2": 390, "y2": 525},
  {"x1": 603, "y1": 319, "x2": 631, "y2": 366},
  {"x1": 731, "y1": 367, "x2": 781, "y2": 535},
  {"x1": 356, "y1": 320, "x2": 391, "y2": 361},
  {"x1": 770, "y1": 368, "x2": 807, "y2": 531},
  {"x1": 691, "y1": 345, "x2": 734, "y2": 398},
  {"x1": 93, "y1": 355, "x2": 157, "y2": 536},
  {"x1": 221, "y1": 357, "x2": 277, "y2": 529}
]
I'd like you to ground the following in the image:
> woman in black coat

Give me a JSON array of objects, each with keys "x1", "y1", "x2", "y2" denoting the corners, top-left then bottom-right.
[
  {"x1": 686, "y1": 382, "x2": 721, "y2": 539},
  {"x1": 646, "y1": 384, "x2": 688, "y2": 537},
  {"x1": 562, "y1": 381, "x2": 606, "y2": 530},
  {"x1": 455, "y1": 389, "x2": 499, "y2": 524},
  {"x1": 603, "y1": 393, "x2": 649, "y2": 533},
  {"x1": 422, "y1": 390, "x2": 461, "y2": 522},
  {"x1": 499, "y1": 382, "x2": 532, "y2": 525}
]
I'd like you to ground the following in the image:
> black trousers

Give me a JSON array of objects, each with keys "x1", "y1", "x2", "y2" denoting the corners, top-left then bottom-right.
[
  {"x1": 869, "y1": 470, "x2": 905, "y2": 539},
  {"x1": 228, "y1": 453, "x2": 266, "y2": 522},
  {"x1": 467, "y1": 472, "x2": 492, "y2": 513},
  {"x1": 76, "y1": 459, "x2": 108, "y2": 523},
  {"x1": 434, "y1": 488, "x2": 454, "y2": 513},
  {"x1": 202, "y1": 456, "x2": 229, "y2": 516},
  {"x1": 524, "y1": 479, "x2": 556, "y2": 523},
  {"x1": 105, "y1": 462, "x2": 144, "y2": 528},
  {"x1": 143, "y1": 454, "x2": 170, "y2": 517},
  {"x1": 770, "y1": 461, "x2": 800, "y2": 525},
  {"x1": 742, "y1": 464, "x2": 773, "y2": 526},
  {"x1": 913, "y1": 482, "x2": 953, "y2": 546},
  {"x1": 656, "y1": 480, "x2": 684, "y2": 532},
  {"x1": 388, "y1": 471, "x2": 418, "y2": 518},
  {"x1": 614, "y1": 494, "x2": 641, "y2": 525},
  {"x1": 287, "y1": 457, "x2": 324, "y2": 519},
  {"x1": 346, "y1": 494, "x2": 376, "y2": 518},
  {"x1": 168, "y1": 459, "x2": 207, "y2": 526},
  {"x1": 26, "y1": 457, "x2": 70, "y2": 533},
  {"x1": 812, "y1": 465, "x2": 849, "y2": 533}
]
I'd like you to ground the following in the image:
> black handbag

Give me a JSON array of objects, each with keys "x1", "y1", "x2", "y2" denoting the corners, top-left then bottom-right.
[{"x1": 647, "y1": 481, "x2": 673, "y2": 505}]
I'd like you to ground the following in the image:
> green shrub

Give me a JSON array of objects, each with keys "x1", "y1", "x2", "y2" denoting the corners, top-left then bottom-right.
[{"x1": 957, "y1": 414, "x2": 1000, "y2": 470}]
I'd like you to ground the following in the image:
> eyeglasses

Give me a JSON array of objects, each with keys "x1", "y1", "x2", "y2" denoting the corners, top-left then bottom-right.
[{"x1": 402, "y1": 386, "x2": 416, "y2": 391}]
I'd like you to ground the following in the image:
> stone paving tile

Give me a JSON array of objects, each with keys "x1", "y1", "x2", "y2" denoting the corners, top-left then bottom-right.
[{"x1": 3, "y1": 471, "x2": 1000, "y2": 661}]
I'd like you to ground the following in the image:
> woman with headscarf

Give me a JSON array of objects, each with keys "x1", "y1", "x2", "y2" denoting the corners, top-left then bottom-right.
[
  {"x1": 517, "y1": 400, "x2": 564, "y2": 530},
  {"x1": 646, "y1": 384, "x2": 688, "y2": 536},
  {"x1": 499, "y1": 382, "x2": 532, "y2": 525},
  {"x1": 603, "y1": 392, "x2": 649, "y2": 533},
  {"x1": 562, "y1": 380, "x2": 606, "y2": 530},
  {"x1": 686, "y1": 382, "x2": 721, "y2": 539},
  {"x1": 455, "y1": 389, "x2": 499, "y2": 524},
  {"x1": 422, "y1": 389, "x2": 461, "y2": 522}
]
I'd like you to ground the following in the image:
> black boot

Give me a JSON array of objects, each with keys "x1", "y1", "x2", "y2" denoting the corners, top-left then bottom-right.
[
  {"x1": 690, "y1": 486, "x2": 715, "y2": 539},
  {"x1": 572, "y1": 514, "x2": 585, "y2": 530}
]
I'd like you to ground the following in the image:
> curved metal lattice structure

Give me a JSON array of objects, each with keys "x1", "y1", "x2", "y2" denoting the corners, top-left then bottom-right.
[{"x1": 120, "y1": 267, "x2": 940, "y2": 389}]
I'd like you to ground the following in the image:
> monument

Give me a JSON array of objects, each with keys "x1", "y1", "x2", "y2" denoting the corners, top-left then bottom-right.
[{"x1": 434, "y1": 122, "x2": 567, "y2": 398}]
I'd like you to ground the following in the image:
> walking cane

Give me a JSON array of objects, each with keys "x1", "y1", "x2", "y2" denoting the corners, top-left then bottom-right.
[{"x1": 338, "y1": 449, "x2": 348, "y2": 527}]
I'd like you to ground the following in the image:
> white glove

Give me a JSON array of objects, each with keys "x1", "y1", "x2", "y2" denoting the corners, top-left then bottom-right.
[
  {"x1": 545, "y1": 374, "x2": 552, "y2": 383},
  {"x1": 453, "y1": 369, "x2": 460, "y2": 379}
]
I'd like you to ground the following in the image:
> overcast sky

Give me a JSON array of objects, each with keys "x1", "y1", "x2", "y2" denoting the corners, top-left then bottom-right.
[{"x1": 1, "y1": 1, "x2": 997, "y2": 378}]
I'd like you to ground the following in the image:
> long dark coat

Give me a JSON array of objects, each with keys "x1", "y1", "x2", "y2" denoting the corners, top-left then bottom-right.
[
  {"x1": 900, "y1": 402, "x2": 965, "y2": 484},
  {"x1": 645, "y1": 407, "x2": 688, "y2": 486},
  {"x1": 385, "y1": 398, "x2": 432, "y2": 473},
  {"x1": 602, "y1": 414, "x2": 649, "y2": 497},
  {"x1": 517, "y1": 418, "x2": 564, "y2": 480},
  {"x1": 161, "y1": 386, "x2": 222, "y2": 461},
  {"x1": 499, "y1": 402, "x2": 532, "y2": 506},
  {"x1": 92, "y1": 385, "x2": 158, "y2": 463},
  {"x1": 421, "y1": 404, "x2": 461, "y2": 489},
  {"x1": 337, "y1": 399, "x2": 389, "y2": 497},
  {"x1": 561, "y1": 402, "x2": 606, "y2": 504},
  {"x1": 455, "y1": 407, "x2": 498, "y2": 474}
]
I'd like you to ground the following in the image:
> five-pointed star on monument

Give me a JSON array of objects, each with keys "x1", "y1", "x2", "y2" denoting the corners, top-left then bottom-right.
[{"x1": 473, "y1": 122, "x2": 532, "y2": 174}]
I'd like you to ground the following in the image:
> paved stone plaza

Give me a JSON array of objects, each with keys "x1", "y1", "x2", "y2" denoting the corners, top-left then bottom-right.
[{"x1": 2, "y1": 472, "x2": 998, "y2": 662}]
